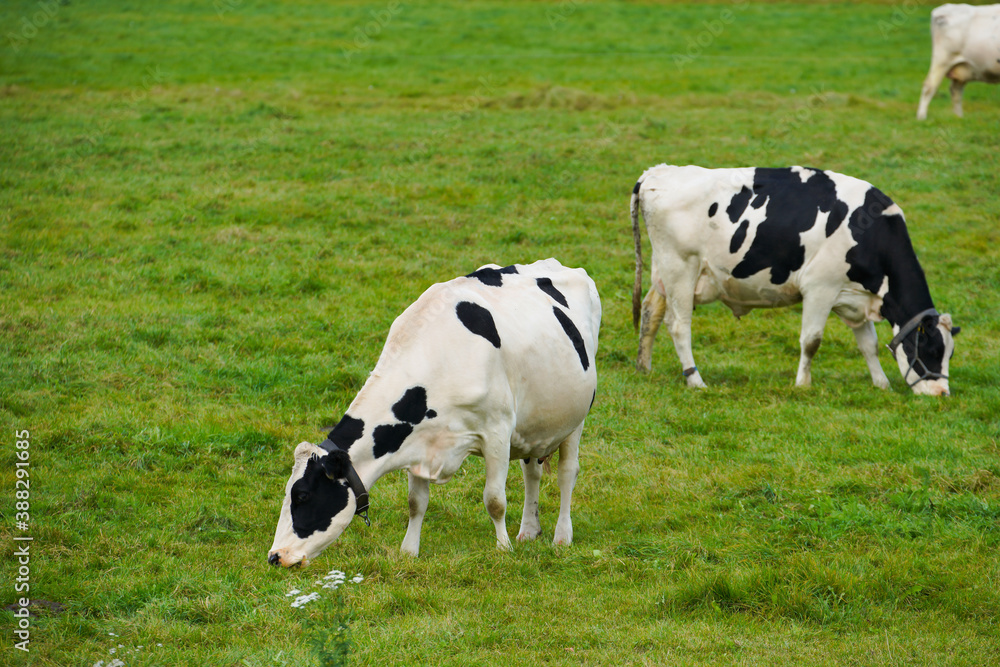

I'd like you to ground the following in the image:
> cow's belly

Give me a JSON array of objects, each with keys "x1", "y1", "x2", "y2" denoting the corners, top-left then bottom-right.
[
  {"x1": 508, "y1": 429, "x2": 571, "y2": 461},
  {"x1": 507, "y1": 378, "x2": 593, "y2": 460},
  {"x1": 694, "y1": 264, "x2": 803, "y2": 314}
]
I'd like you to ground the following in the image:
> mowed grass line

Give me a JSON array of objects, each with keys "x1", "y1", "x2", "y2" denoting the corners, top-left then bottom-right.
[{"x1": 2, "y1": 1, "x2": 999, "y2": 665}]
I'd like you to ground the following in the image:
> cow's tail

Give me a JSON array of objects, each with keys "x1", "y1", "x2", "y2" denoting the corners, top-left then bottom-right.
[{"x1": 631, "y1": 179, "x2": 644, "y2": 331}]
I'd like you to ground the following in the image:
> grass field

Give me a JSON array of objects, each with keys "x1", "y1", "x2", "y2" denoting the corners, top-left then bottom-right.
[{"x1": 2, "y1": 1, "x2": 999, "y2": 664}]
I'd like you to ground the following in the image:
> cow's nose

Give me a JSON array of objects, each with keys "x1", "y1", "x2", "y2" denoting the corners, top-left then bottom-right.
[{"x1": 268, "y1": 552, "x2": 281, "y2": 566}]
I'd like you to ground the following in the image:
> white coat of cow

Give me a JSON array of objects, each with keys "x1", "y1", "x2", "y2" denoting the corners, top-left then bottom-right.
[
  {"x1": 632, "y1": 164, "x2": 959, "y2": 395},
  {"x1": 268, "y1": 259, "x2": 601, "y2": 566},
  {"x1": 917, "y1": 3, "x2": 1000, "y2": 119}
]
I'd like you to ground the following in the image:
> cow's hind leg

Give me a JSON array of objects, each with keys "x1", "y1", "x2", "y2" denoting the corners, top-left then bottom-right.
[
  {"x1": 849, "y1": 319, "x2": 890, "y2": 390},
  {"x1": 660, "y1": 260, "x2": 707, "y2": 387},
  {"x1": 637, "y1": 286, "x2": 666, "y2": 373},
  {"x1": 949, "y1": 78, "x2": 966, "y2": 118},
  {"x1": 517, "y1": 457, "x2": 544, "y2": 542},
  {"x1": 400, "y1": 472, "x2": 430, "y2": 556},
  {"x1": 553, "y1": 422, "x2": 583, "y2": 546},
  {"x1": 796, "y1": 292, "x2": 836, "y2": 387},
  {"x1": 483, "y1": 438, "x2": 513, "y2": 551}
]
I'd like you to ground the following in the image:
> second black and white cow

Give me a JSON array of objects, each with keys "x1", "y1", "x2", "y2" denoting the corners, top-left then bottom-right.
[
  {"x1": 268, "y1": 259, "x2": 601, "y2": 567},
  {"x1": 631, "y1": 164, "x2": 959, "y2": 395}
]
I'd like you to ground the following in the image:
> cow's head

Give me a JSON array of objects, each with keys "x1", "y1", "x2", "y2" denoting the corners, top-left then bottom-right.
[
  {"x1": 889, "y1": 311, "x2": 959, "y2": 396},
  {"x1": 268, "y1": 442, "x2": 359, "y2": 568}
]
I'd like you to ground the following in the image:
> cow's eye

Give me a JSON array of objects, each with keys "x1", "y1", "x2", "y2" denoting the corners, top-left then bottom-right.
[{"x1": 293, "y1": 491, "x2": 311, "y2": 505}]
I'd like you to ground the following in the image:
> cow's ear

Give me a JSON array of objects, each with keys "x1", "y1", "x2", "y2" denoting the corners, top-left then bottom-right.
[
  {"x1": 322, "y1": 449, "x2": 350, "y2": 480},
  {"x1": 294, "y1": 441, "x2": 317, "y2": 462},
  {"x1": 939, "y1": 313, "x2": 959, "y2": 337}
]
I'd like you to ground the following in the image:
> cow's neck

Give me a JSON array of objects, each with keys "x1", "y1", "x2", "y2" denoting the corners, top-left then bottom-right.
[{"x1": 879, "y1": 250, "x2": 935, "y2": 329}]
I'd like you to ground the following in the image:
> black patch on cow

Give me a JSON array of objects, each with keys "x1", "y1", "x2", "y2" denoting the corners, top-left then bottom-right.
[
  {"x1": 844, "y1": 186, "x2": 936, "y2": 328},
  {"x1": 498, "y1": 264, "x2": 519, "y2": 274},
  {"x1": 536, "y1": 277, "x2": 569, "y2": 307},
  {"x1": 392, "y1": 386, "x2": 429, "y2": 425},
  {"x1": 633, "y1": 180, "x2": 642, "y2": 196},
  {"x1": 726, "y1": 185, "x2": 753, "y2": 223},
  {"x1": 553, "y1": 306, "x2": 589, "y2": 371},
  {"x1": 426, "y1": 409, "x2": 437, "y2": 419},
  {"x1": 730, "y1": 219, "x2": 750, "y2": 254},
  {"x1": 373, "y1": 422, "x2": 414, "y2": 458},
  {"x1": 291, "y1": 456, "x2": 348, "y2": 538},
  {"x1": 731, "y1": 168, "x2": 844, "y2": 285},
  {"x1": 751, "y1": 193, "x2": 767, "y2": 209},
  {"x1": 466, "y1": 267, "x2": 505, "y2": 287},
  {"x1": 590, "y1": 389, "x2": 596, "y2": 410},
  {"x1": 326, "y1": 415, "x2": 365, "y2": 451},
  {"x1": 825, "y1": 199, "x2": 849, "y2": 237},
  {"x1": 456, "y1": 301, "x2": 502, "y2": 348},
  {"x1": 708, "y1": 202, "x2": 718, "y2": 217}
]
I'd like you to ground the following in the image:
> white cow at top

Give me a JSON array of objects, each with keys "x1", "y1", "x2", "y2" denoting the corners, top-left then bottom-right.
[{"x1": 917, "y1": 3, "x2": 1000, "y2": 120}]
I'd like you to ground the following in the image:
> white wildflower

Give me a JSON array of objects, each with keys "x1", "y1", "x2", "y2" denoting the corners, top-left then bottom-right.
[
  {"x1": 285, "y1": 588, "x2": 301, "y2": 597},
  {"x1": 290, "y1": 592, "x2": 320, "y2": 608},
  {"x1": 352, "y1": 574, "x2": 364, "y2": 584}
]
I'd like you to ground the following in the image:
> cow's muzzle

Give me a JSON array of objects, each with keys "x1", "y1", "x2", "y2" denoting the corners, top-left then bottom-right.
[{"x1": 267, "y1": 549, "x2": 307, "y2": 568}]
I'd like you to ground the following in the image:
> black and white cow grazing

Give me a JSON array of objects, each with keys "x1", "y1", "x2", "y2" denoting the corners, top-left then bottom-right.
[
  {"x1": 268, "y1": 259, "x2": 601, "y2": 567},
  {"x1": 916, "y1": 3, "x2": 1000, "y2": 120},
  {"x1": 631, "y1": 164, "x2": 959, "y2": 395}
]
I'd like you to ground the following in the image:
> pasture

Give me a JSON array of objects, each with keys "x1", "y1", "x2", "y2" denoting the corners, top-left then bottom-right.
[{"x1": 1, "y1": 0, "x2": 999, "y2": 664}]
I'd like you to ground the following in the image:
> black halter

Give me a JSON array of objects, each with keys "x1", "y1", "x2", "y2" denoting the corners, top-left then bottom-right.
[
  {"x1": 887, "y1": 308, "x2": 948, "y2": 387},
  {"x1": 316, "y1": 439, "x2": 371, "y2": 527}
]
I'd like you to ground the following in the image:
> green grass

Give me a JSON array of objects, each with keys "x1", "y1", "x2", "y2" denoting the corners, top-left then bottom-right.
[{"x1": 2, "y1": 1, "x2": 999, "y2": 664}]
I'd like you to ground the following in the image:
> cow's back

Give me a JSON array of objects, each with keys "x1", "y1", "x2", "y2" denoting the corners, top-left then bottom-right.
[
  {"x1": 637, "y1": 165, "x2": 887, "y2": 314},
  {"x1": 931, "y1": 3, "x2": 1000, "y2": 78},
  {"x1": 372, "y1": 259, "x2": 600, "y2": 454}
]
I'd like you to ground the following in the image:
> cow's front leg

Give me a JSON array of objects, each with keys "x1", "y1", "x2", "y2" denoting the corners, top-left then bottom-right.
[
  {"x1": 850, "y1": 319, "x2": 890, "y2": 390},
  {"x1": 796, "y1": 293, "x2": 835, "y2": 386},
  {"x1": 517, "y1": 457, "x2": 543, "y2": 542},
  {"x1": 483, "y1": 448, "x2": 512, "y2": 551},
  {"x1": 553, "y1": 423, "x2": 582, "y2": 546},
  {"x1": 636, "y1": 286, "x2": 666, "y2": 373},
  {"x1": 917, "y1": 60, "x2": 949, "y2": 120},
  {"x1": 400, "y1": 472, "x2": 430, "y2": 556}
]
